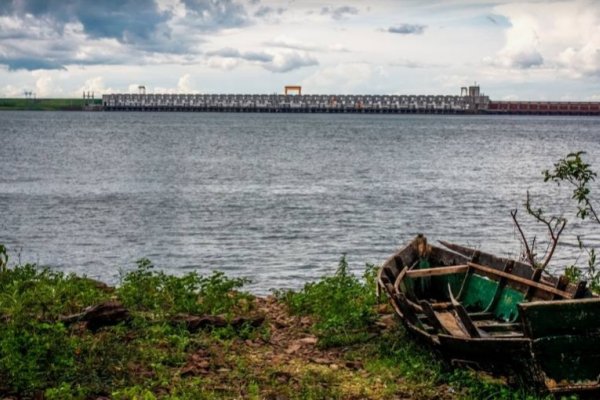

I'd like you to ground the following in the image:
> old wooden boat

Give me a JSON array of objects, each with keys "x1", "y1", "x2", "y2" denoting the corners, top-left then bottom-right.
[{"x1": 377, "y1": 235, "x2": 600, "y2": 394}]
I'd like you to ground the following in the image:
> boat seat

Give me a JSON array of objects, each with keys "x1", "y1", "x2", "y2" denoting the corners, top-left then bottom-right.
[
  {"x1": 420, "y1": 299, "x2": 487, "y2": 339},
  {"x1": 435, "y1": 310, "x2": 469, "y2": 338},
  {"x1": 457, "y1": 272, "x2": 524, "y2": 322},
  {"x1": 448, "y1": 285, "x2": 485, "y2": 338}
]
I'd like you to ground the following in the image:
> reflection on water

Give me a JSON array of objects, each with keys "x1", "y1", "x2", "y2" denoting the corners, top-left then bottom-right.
[{"x1": 1, "y1": 111, "x2": 599, "y2": 293}]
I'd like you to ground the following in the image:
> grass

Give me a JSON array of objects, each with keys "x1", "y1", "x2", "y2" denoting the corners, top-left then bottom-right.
[
  {"x1": 277, "y1": 255, "x2": 563, "y2": 400},
  {"x1": 0, "y1": 98, "x2": 102, "y2": 110},
  {"x1": 0, "y1": 245, "x2": 579, "y2": 399},
  {"x1": 275, "y1": 256, "x2": 379, "y2": 348}
]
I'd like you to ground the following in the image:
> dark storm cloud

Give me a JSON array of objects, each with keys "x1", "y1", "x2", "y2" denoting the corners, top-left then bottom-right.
[
  {"x1": 181, "y1": 0, "x2": 250, "y2": 31},
  {"x1": 0, "y1": 0, "x2": 170, "y2": 42},
  {"x1": 388, "y1": 23, "x2": 426, "y2": 35},
  {"x1": 0, "y1": 57, "x2": 66, "y2": 71},
  {"x1": 0, "y1": 0, "x2": 251, "y2": 70},
  {"x1": 320, "y1": 6, "x2": 359, "y2": 20}
]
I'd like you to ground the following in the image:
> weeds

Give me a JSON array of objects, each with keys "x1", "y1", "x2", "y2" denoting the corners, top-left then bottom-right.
[
  {"x1": 277, "y1": 255, "x2": 379, "y2": 348},
  {"x1": 118, "y1": 258, "x2": 252, "y2": 318},
  {"x1": 0, "y1": 248, "x2": 570, "y2": 399},
  {"x1": 0, "y1": 254, "x2": 254, "y2": 398}
]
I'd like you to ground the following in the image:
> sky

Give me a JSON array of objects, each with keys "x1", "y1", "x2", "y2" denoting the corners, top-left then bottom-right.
[{"x1": 1, "y1": 0, "x2": 600, "y2": 100}]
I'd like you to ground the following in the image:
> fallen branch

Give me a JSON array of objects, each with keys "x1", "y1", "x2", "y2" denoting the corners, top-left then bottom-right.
[{"x1": 60, "y1": 301, "x2": 130, "y2": 331}]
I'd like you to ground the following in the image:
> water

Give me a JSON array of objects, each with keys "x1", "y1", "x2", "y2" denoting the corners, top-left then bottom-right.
[{"x1": 1, "y1": 111, "x2": 599, "y2": 293}]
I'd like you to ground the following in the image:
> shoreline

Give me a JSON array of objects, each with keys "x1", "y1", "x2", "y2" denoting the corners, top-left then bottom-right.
[{"x1": 0, "y1": 256, "x2": 554, "y2": 399}]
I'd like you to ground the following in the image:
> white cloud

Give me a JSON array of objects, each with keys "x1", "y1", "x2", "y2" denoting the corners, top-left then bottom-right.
[
  {"x1": 489, "y1": 1, "x2": 600, "y2": 76},
  {"x1": 74, "y1": 76, "x2": 113, "y2": 96},
  {"x1": 207, "y1": 57, "x2": 241, "y2": 70},
  {"x1": 301, "y1": 63, "x2": 386, "y2": 93},
  {"x1": 263, "y1": 51, "x2": 318, "y2": 73},
  {"x1": 32, "y1": 71, "x2": 63, "y2": 97},
  {"x1": 264, "y1": 35, "x2": 319, "y2": 51},
  {"x1": 126, "y1": 83, "x2": 139, "y2": 93},
  {"x1": 0, "y1": 83, "x2": 23, "y2": 97},
  {"x1": 177, "y1": 73, "x2": 199, "y2": 93},
  {"x1": 2, "y1": 1, "x2": 600, "y2": 99}
]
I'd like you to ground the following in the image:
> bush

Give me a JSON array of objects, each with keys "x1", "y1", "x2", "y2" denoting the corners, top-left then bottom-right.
[
  {"x1": 0, "y1": 264, "x2": 111, "y2": 324},
  {"x1": 118, "y1": 259, "x2": 253, "y2": 318},
  {"x1": 0, "y1": 321, "x2": 75, "y2": 396},
  {"x1": 0, "y1": 254, "x2": 255, "y2": 398},
  {"x1": 277, "y1": 256, "x2": 379, "y2": 347}
]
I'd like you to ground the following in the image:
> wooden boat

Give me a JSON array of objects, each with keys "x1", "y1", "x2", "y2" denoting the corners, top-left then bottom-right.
[{"x1": 377, "y1": 235, "x2": 600, "y2": 394}]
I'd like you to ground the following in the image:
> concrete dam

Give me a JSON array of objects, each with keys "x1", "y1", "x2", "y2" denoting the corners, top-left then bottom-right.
[{"x1": 101, "y1": 86, "x2": 600, "y2": 115}]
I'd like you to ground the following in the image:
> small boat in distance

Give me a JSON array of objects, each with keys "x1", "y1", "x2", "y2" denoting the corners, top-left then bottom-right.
[{"x1": 377, "y1": 235, "x2": 600, "y2": 395}]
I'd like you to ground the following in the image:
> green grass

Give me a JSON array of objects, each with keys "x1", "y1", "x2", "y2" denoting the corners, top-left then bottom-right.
[
  {"x1": 277, "y1": 256, "x2": 569, "y2": 400},
  {"x1": 0, "y1": 245, "x2": 579, "y2": 399},
  {"x1": 276, "y1": 255, "x2": 379, "y2": 348},
  {"x1": 0, "y1": 248, "x2": 257, "y2": 398},
  {"x1": 0, "y1": 98, "x2": 102, "y2": 110}
]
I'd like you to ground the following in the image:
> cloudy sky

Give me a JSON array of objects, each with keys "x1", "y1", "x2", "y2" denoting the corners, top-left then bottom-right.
[{"x1": 1, "y1": 0, "x2": 599, "y2": 100}]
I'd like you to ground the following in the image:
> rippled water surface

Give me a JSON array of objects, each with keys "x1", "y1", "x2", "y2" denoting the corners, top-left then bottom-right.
[{"x1": 1, "y1": 111, "x2": 599, "y2": 292}]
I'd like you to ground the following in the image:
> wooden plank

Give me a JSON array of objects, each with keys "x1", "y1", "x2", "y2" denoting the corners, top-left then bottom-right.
[
  {"x1": 440, "y1": 241, "x2": 538, "y2": 280},
  {"x1": 438, "y1": 241, "x2": 583, "y2": 297},
  {"x1": 474, "y1": 321, "x2": 521, "y2": 331},
  {"x1": 484, "y1": 260, "x2": 514, "y2": 311},
  {"x1": 525, "y1": 268, "x2": 543, "y2": 299},
  {"x1": 449, "y1": 283, "x2": 481, "y2": 338},
  {"x1": 419, "y1": 300, "x2": 446, "y2": 333},
  {"x1": 435, "y1": 311, "x2": 469, "y2": 338},
  {"x1": 469, "y1": 312, "x2": 494, "y2": 320},
  {"x1": 393, "y1": 292, "x2": 421, "y2": 326},
  {"x1": 466, "y1": 262, "x2": 573, "y2": 299},
  {"x1": 519, "y1": 297, "x2": 600, "y2": 338},
  {"x1": 393, "y1": 266, "x2": 408, "y2": 292},
  {"x1": 552, "y1": 275, "x2": 569, "y2": 301},
  {"x1": 405, "y1": 265, "x2": 469, "y2": 278}
]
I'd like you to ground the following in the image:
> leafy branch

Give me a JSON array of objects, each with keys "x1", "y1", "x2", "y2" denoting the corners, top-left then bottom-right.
[
  {"x1": 511, "y1": 195, "x2": 566, "y2": 272},
  {"x1": 543, "y1": 151, "x2": 599, "y2": 224},
  {"x1": 524, "y1": 191, "x2": 567, "y2": 270}
]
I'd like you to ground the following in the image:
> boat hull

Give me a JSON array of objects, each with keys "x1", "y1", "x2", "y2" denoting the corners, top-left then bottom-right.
[{"x1": 378, "y1": 237, "x2": 600, "y2": 394}]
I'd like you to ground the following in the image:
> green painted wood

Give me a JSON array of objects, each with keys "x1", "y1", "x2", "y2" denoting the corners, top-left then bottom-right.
[
  {"x1": 462, "y1": 275, "x2": 498, "y2": 312},
  {"x1": 532, "y1": 333, "x2": 600, "y2": 385},
  {"x1": 402, "y1": 277, "x2": 417, "y2": 300},
  {"x1": 520, "y1": 298, "x2": 600, "y2": 338},
  {"x1": 431, "y1": 273, "x2": 466, "y2": 302},
  {"x1": 438, "y1": 335, "x2": 533, "y2": 379},
  {"x1": 493, "y1": 288, "x2": 525, "y2": 322}
]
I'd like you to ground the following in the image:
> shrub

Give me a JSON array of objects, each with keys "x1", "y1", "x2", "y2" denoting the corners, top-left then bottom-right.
[
  {"x1": 117, "y1": 259, "x2": 252, "y2": 318},
  {"x1": 277, "y1": 256, "x2": 379, "y2": 347},
  {"x1": 0, "y1": 321, "x2": 75, "y2": 396}
]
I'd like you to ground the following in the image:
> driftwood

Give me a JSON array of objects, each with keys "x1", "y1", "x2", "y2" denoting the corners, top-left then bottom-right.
[
  {"x1": 172, "y1": 314, "x2": 265, "y2": 333},
  {"x1": 60, "y1": 301, "x2": 130, "y2": 331}
]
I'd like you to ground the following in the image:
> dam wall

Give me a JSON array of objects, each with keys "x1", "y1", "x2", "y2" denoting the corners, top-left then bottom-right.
[
  {"x1": 101, "y1": 87, "x2": 600, "y2": 115},
  {"x1": 102, "y1": 93, "x2": 490, "y2": 113}
]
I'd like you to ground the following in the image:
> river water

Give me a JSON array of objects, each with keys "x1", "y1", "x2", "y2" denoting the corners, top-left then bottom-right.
[{"x1": 1, "y1": 111, "x2": 599, "y2": 293}]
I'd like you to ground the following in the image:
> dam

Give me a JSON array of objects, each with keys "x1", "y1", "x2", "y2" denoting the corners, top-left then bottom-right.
[{"x1": 101, "y1": 85, "x2": 600, "y2": 115}]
